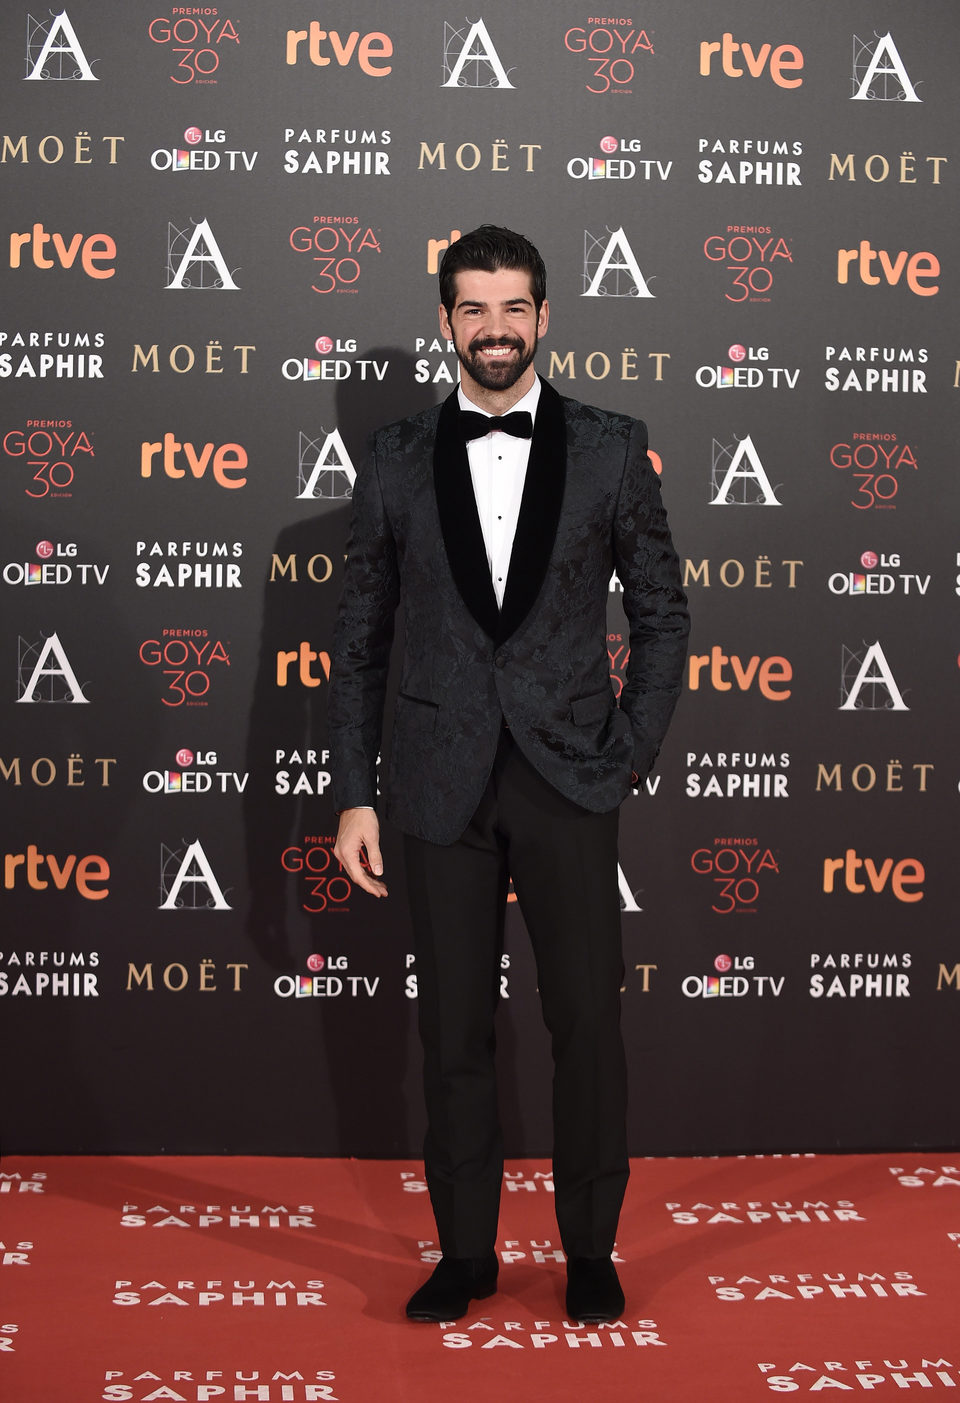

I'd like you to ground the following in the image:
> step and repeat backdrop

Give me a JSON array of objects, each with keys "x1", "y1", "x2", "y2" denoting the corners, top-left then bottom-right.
[{"x1": 1, "y1": 1, "x2": 956, "y2": 1156}]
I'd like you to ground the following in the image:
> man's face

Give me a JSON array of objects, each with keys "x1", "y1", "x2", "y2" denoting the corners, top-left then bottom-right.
[{"x1": 439, "y1": 267, "x2": 549, "y2": 396}]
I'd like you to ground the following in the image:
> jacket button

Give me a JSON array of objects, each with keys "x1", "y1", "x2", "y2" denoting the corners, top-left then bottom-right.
[{"x1": 494, "y1": 652, "x2": 506, "y2": 668}]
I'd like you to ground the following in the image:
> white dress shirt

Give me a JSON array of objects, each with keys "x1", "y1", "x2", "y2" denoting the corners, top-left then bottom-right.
[{"x1": 458, "y1": 378, "x2": 540, "y2": 608}]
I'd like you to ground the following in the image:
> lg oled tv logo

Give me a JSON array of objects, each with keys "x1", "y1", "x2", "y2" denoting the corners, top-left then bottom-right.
[
  {"x1": 567, "y1": 135, "x2": 670, "y2": 183},
  {"x1": 142, "y1": 747, "x2": 248, "y2": 797},
  {"x1": 150, "y1": 125, "x2": 258, "y2": 174},
  {"x1": 696, "y1": 343, "x2": 799, "y2": 391},
  {"x1": 3, "y1": 538, "x2": 108, "y2": 587},
  {"x1": 827, "y1": 550, "x2": 929, "y2": 599}
]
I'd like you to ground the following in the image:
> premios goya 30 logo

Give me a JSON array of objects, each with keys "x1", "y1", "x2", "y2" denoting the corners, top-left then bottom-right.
[
  {"x1": 148, "y1": 11, "x2": 240, "y2": 85},
  {"x1": 563, "y1": 19, "x2": 654, "y2": 95},
  {"x1": 288, "y1": 217, "x2": 381, "y2": 295},
  {"x1": 138, "y1": 630, "x2": 231, "y2": 707}
]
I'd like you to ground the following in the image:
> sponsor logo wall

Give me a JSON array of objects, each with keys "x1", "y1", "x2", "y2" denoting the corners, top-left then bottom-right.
[{"x1": 0, "y1": 0, "x2": 955, "y2": 1161}]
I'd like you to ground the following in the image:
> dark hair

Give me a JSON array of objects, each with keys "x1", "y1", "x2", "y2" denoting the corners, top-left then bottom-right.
[{"x1": 438, "y1": 225, "x2": 546, "y2": 314}]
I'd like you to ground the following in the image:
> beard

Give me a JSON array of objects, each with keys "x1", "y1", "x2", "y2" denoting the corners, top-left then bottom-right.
[{"x1": 453, "y1": 331, "x2": 539, "y2": 392}]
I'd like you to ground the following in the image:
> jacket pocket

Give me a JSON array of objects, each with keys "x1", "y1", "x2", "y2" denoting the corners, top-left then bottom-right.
[
  {"x1": 570, "y1": 688, "x2": 613, "y2": 726},
  {"x1": 396, "y1": 692, "x2": 439, "y2": 731}
]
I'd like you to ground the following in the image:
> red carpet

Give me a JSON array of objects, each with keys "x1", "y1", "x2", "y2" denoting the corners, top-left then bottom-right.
[{"x1": 2, "y1": 1153, "x2": 959, "y2": 1400}]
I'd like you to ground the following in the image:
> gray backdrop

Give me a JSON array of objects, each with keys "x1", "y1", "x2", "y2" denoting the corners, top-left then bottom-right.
[{"x1": 1, "y1": 1, "x2": 957, "y2": 1155}]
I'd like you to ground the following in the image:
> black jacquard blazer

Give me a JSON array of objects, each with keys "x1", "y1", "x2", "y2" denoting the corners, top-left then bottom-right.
[{"x1": 328, "y1": 377, "x2": 689, "y2": 845}]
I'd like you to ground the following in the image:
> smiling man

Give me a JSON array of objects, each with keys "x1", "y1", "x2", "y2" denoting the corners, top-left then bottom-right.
[{"x1": 329, "y1": 225, "x2": 689, "y2": 1325}]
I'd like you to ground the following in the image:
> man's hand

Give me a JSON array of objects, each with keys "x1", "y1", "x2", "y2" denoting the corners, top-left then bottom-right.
[{"x1": 333, "y1": 807, "x2": 388, "y2": 899}]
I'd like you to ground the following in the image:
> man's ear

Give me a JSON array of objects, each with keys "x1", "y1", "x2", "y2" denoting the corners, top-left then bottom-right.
[{"x1": 439, "y1": 302, "x2": 452, "y2": 338}]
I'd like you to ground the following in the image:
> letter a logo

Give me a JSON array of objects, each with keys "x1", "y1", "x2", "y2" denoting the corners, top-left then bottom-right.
[
  {"x1": 442, "y1": 19, "x2": 514, "y2": 89},
  {"x1": 159, "y1": 840, "x2": 232, "y2": 910},
  {"x1": 17, "y1": 632, "x2": 89, "y2": 703},
  {"x1": 297, "y1": 429, "x2": 356, "y2": 499},
  {"x1": 25, "y1": 10, "x2": 97, "y2": 81},
  {"x1": 710, "y1": 435, "x2": 782, "y2": 506},
  {"x1": 618, "y1": 864, "x2": 642, "y2": 913},
  {"x1": 166, "y1": 218, "x2": 239, "y2": 291},
  {"x1": 582, "y1": 227, "x2": 654, "y2": 298},
  {"x1": 839, "y1": 641, "x2": 909, "y2": 711},
  {"x1": 851, "y1": 32, "x2": 921, "y2": 102}
]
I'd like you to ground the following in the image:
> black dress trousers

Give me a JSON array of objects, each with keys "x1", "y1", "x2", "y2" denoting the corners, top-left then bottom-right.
[{"x1": 403, "y1": 727, "x2": 629, "y2": 1259}]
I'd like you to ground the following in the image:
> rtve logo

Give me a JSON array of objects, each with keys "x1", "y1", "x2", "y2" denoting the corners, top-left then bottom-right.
[
  {"x1": 837, "y1": 242, "x2": 939, "y2": 296},
  {"x1": 276, "y1": 644, "x2": 331, "y2": 687},
  {"x1": 699, "y1": 33, "x2": 803, "y2": 87},
  {"x1": 285, "y1": 24, "x2": 392, "y2": 75},
  {"x1": 688, "y1": 646, "x2": 792, "y2": 700},
  {"x1": 8, "y1": 224, "x2": 115, "y2": 278},
  {"x1": 140, "y1": 435, "x2": 247, "y2": 489},
  {"x1": 822, "y1": 850, "x2": 924, "y2": 903},
  {"x1": 3, "y1": 846, "x2": 109, "y2": 899}
]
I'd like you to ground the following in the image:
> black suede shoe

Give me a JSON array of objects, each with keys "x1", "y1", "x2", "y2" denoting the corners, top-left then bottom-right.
[
  {"x1": 405, "y1": 1254, "x2": 499, "y2": 1322},
  {"x1": 565, "y1": 1256, "x2": 625, "y2": 1323}
]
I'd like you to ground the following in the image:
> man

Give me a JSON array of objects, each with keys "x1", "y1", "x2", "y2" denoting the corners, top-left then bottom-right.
[{"x1": 329, "y1": 226, "x2": 688, "y2": 1324}]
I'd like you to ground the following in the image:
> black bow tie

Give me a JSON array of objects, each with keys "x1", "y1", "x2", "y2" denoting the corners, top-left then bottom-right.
[{"x1": 460, "y1": 409, "x2": 534, "y2": 441}]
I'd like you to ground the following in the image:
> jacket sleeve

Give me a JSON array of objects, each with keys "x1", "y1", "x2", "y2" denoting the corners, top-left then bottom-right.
[
  {"x1": 327, "y1": 435, "x2": 400, "y2": 810},
  {"x1": 612, "y1": 419, "x2": 690, "y2": 781}
]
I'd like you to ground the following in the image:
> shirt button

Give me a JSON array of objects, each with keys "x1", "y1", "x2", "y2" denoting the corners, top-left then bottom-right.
[{"x1": 494, "y1": 652, "x2": 507, "y2": 668}]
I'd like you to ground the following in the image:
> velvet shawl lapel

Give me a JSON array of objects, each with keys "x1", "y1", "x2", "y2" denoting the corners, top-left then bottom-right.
[{"x1": 433, "y1": 377, "x2": 567, "y2": 644}]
